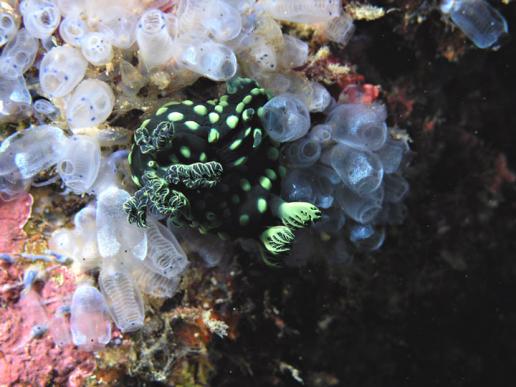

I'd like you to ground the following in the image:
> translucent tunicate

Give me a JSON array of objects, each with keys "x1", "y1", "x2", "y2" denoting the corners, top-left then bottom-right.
[
  {"x1": 49, "y1": 306, "x2": 72, "y2": 346},
  {"x1": 325, "y1": 143, "x2": 384, "y2": 196},
  {"x1": 99, "y1": 261, "x2": 145, "y2": 332},
  {"x1": 39, "y1": 46, "x2": 87, "y2": 98},
  {"x1": 279, "y1": 34, "x2": 308, "y2": 69},
  {"x1": 323, "y1": 12, "x2": 355, "y2": 45},
  {"x1": 0, "y1": 125, "x2": 65, "y2": 180},
  {"x1": 96, "y1": 186, "x2": 148, "y2": 260},
  {"x1": 180, "y1": 41, "x2": 238, "y2": 81},
  {"x1": 136, "y1": 9, "x2": 175, "y2": 70},
  {"x1": 248, "y1": 36, "x2": 278, "y2": 71},
  {"x1": 262, "y1": 93, "x2": 311, "y2": 142},
  {"x1": 33, "y1": 99, "x2": 59, "y2": 122},
  {"x1": 0, "y1": 77, "x2": 32, "y2": 122},
  {"x1": 59, "y1": 16, "x2": 88, "y2": 47},
  {"x1": 334, "y1": 184, "x2": 383, "y2": 224},
  {"x1": 129, "y1": 258, "x2": 181, "y2": 298},
  {"x1": 97, "y1": 6, "x2": 137, "y2": 49},
  {"x1": 283, "y1": 138, "x2": 322, "y2": 168},
  {"x1": 20, "y1": 0, "x2": 61, "y2": 39},
  {"x1": 0, "y1": 29, "x2": 38, "y2": 80},
  {"x1": 81, "y1": 32, "x2": 113, "y2": 66},
  {"x1": 57, "y1": 135, "x2": 101, "y2": 194},
  {"x1": 383, "y1": 174, "x2": 409, "y2": 203},
  {"x1": 119, "y1": 60, "x2": 147, "y2": 95},
  {"x1": 259, "y1": 0, "x2": 341, "y2": 23},
  {"x1": 326, "y1": 103, "x2": 388, "y2": 151},
  {"x1": 374, "y1": 136, "x2": 409, "y2": 174},
  {"x1": 145, "y1": 220, "x2": 189, "y2": 278},
  {"x1": 56, "y1": 0, "x2": 86, "y2": 16},
  {"x1": 349, "y1": 224, "x2": 385, "y2": 251},
  {"x1": 66, "y1": 79, "x2": 115, "y2": 129},
  {"x1": 281, "y1": 167, "x2": 335, "y2": 209},
  {"x1": 308, "y1": 82, "x2": 332, "y2": 112},
  {"x1": 308, "y1": 124, "x2": 333, "y2": 145},
  {"x1": 70, "y1": 284, "x2": 112, "y2": 351},
  {"x1": 0, "y1": 11, "x2": 19, "y2": 47},
  {"x1": 441, "y1": 0, "x2": 508, "y2": 49}
]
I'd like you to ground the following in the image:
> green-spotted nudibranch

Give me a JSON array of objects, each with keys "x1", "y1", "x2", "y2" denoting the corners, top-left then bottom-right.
[{"x1": 124, "y1": 78, "x2": 321, "y2": 258}]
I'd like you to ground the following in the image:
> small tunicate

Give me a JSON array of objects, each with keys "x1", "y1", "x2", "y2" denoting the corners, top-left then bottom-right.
[
  {"x1": 323, "y1": 13, "x2": 355, "y2": 46},
  {"x1": 96, "y1": 186, "x2": 147, "y2": 260},
  {"x1": 279, "y1": 34, "x2": 308, "y2": 69},
  {"x1": 56, "y1": 0, "x2": 86, "y2": 16},
  {"x1": 308, "y1": 82, "x2": 332, "y2": 112},
  {"x1": 66, "y1": 79, "x2": 115, "y2": 129},
  {"x1": 349, "y1": 224, "x2": 385, "y2": 251},
  {"x1": 441, "y1": 0, "x2": 508, "y2": 49},
  {"x1": 262, "y1": 93, "x2": 311, "y2": 142},
  {"x1": 145, "y1": 219, "x2": 189, "y2": 279},
  {"x1": 308, "y1": 124, "x2": 333, "y2": 145},
  {"x1": 0, "y1": 29, "x2": 39, "y2": 80},
  {"x1": 57, "y1": 135, "x2": 101, "y2": 194},
  {"x1": 129, "y1": 258, "x2": 180, "y2": 298},
  {"x1": 0, "y1": 12, "x2": 18, "y2": 47},
  {"x1": 33, "y1": 99, "x2": 59, "y2": 122},
  {"x1": 325, "y1": 143, "x2": 384, "y2": 196},
  {"x1": 283, "y1": 138, "x2": 322, "y2": 168},
  {"x1": 97, "y1": 6, "x2": 137, "y2": 49},
  {"x1": 326, "y1": 103, "x2": 388, "y2": 151},
  {"x1": 249, "y1": 37, "x2": 278, "y2": 71},
  {"x1": 119, "y1": 60, "x2": 147, "y2": 95},
  {"x1": 181, "y1": 41, "x2": 238, "y2": 81},
  {"x1": 334, "y1": 184, "x2": 383, "y2": 224},
  {"x1": 0, "y1": 77, "x2": 32, "y2": 122},
  {"x1": 259, "y1": 0, "x2": 341, "y2": 23},
  {"x1": 383, "y1": 174, "x2": 409, "y2": 203},
  {"x1": 70, "y1": 284, "x2": 112, "y2": 351},
  {"x1": 281, "y1": 167, "x2": 335, "y2": 209},
  {"x1": 374, "y1": 136, "x2": 409, "y2": 174},
  {"x1": 136, "y1": 9, "x2": 175, "y2": 70},
  {"x1": 49, "y1": 306, "x2": 72, "y2": 346},
  {"x1": 20, "y1": 0, "x2": 61, "y2": 39},
  {"x1": 81, "y1": 32, "x2": 113, "y2": 66},
  {"x1": 39, "y1": 46, "x2": 87, "y2": 98},
  {"x1": 99, "y1": 261, "x2": 145, "y2": 332},
  {"x1": 59, "y1": 16, "x2": 88, "y2": 47}
]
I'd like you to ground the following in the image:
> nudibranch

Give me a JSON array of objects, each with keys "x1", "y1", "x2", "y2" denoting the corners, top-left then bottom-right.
[{"x1": 124, "y1": 78, "x2": 321, "y2": 257}]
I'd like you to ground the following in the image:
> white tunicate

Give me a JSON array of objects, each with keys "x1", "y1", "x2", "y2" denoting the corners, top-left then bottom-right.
[
  {"x1": 334, "y1": 184, "x2": 384, "y2": 224},
  {"x1": 0, "y1": 125, "x2": 65, "y2": 180},
  {"x1": 48, "y1": 228, "x2": 76, "y2": 257},
  {"x1": 349, "y1": 224, "x2": 385, "y2": 251},
  {"x1": 81, "y1": 32, "x2": 113, "y2": 66},
  {"x1": 49, "y1": 307, "x2": 72, "y2": 347},
  {"x1": 119, "y1": 60, "x2": 147, "y2": 95},
  {"x1": 259, "y1": 0, "x2": 341, "y2": 23},
  {"x1": 96, "y1": 186, "x2": 148, "y2": 261},
  {"x1": 282, "y1": 167, "x2": 335, "y2": 209},
  {"x1": 441, "y1": 0, "x2": 508, "y2": 49},
  {"x1": 0, "y1": 77, "x2": 32, "y2": 122},
  {"x1": 129, "y1": 258, "x2": 181, "y2": 298},
  {"x1": 66, "y1": 79, "x2": 115, "y2": 129},
  {"x1": 279, "y1": 34, "x2": 308, "y2": 69},
  {"x1": 59, "y1": 16, "x2": 88, "y2": 47},
  {"x1": 326, "y1": 103, "x2": 388, "y2": 151},
  {"x1": 323, "y1": 12, "x2": 355, "y2": 45},
  {"x1": 249, "y1": 37, "x2": 278, "y2": 71},
  {"x1": 181, "y1": 41, "x2": 238, "y2": 81},
  {"x1": 57, "y1": 135, "x2": 101, "y2": 194},
  {"x1": 308, "y1": 124, "x2": 333, "y2": 145},
  {"x1": 283, "y1": 138, "x2": 322, "y2": 168},
  {"x1": 136, "y1": 9, "x2": 175, "y2": 70},
  {"x1": 262, "y1": 93, "x2": 311, "y2": 142},
  {"x1": 97, "y1": 6, "x2": 137, "y2": 49},
  {"x1": 20, "y1": 0, "x2": 61, "y2": 39},
  {"x1": 383, "y1": 174, "x2": 409, "y2": 203},
  {"x1": 374, "y1": 136, "x2": 409, "y2": 174},
  {"x1": 70, "y1": 284, "x2": 112, "y2": 351},
  {"x1": 39, "y1": 46, "x2": 87, "y2": 98},
  {"x1": 145, "y1": 220, "x2": 189, "y2": 279},
  {"x1": 325, "y1": 143, "x2": 384, "y2": 196},
  {"x1": 73, "y1": 205, "x2": 101, "y2": 266},
  {"x1": 308, "y1": 82, "x2": 332, "y2": 112},
  {"x1": 0, "y1": 29, "x2": 39, "y2": 80},
  {"x1": 33, "y1": 99, "x2": 59, "y2": 122},
  {"x1": 0, "y1": 12, "x2": 18, "y2": 47},
  {"x1": 56, "y1": 0, "x2": 86, "y2": 16},
  {"x1": 99, "y1": 261, "x2": 145, "y2": 332}
]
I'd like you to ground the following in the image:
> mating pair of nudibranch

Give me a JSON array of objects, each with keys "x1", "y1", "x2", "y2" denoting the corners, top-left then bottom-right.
[{"x1": 124, "y1": 77, "x2": 321, "y2": 258}]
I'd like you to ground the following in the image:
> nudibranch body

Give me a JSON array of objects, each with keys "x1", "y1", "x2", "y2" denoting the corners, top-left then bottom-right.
[{"x1": 124, "y1": 78, "x2": 321, "y2": 257}]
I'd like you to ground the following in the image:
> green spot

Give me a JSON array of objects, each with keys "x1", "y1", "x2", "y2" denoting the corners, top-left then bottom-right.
[
  {"x1": 182, "y1": 100, "x2": 193, "y2": 106},
  {"x1": 184, "y1": 121, "x2": 200, "y2": 131},
  {"x1": 127, "y1": 151, "x2": 132, "y2": 165},
  {"x1": 265, "y1": 168, "x2": 277, "y2": 180},
  {"x1": 168, "y1": 112, "x2": 184, "y2": 122},
  {"x1": 257, "y1": 198, "x2": 267, "y2": 213},
  {"x1": 193, "y1": 105, "x2": 207, "y2": 115},
  {"x1": 240, "y1": 178, "x2": 251, "y2": 192},
  {"x1": 236, "y1": 102, "x2": 245, "y2": 114},
  {"x1": 163, "y1": 101, "x2": 180, "y2": 107},
  {"x1": 199, "y1": 152, "x2": 207, "y2": 162},
  {"x1": 229, "y1": 139, "x2": 242, "y2": 151},
  {"x1": 207, "y1": 99, "x2": 217, "y2": 105},
  {"x1": 215, "y1": 105, "x2": 223, "y2": 113},
  {"x1": 244, "y1": 127, "x2": 252, "y2": 137},
  {"x1": 156, "y1": 106, "x2": 168, "y2": 116},
  {"x1": 220, "y1": 95, "x2": 229, "y2": 103},
  {"x1": 226, "y1": 115, "x2": 239, "y2": 129},
  {"x1": 253, "y1": 129, "x2": 263, "y2": 148},
  {"x1": 267, "y1": 147, "x2": 279, "y2": 160},
  {"x1": 257, "y1": 107, "x2": 264, "y2": 119},
  {"x1": 242, "y1": 108, "x2": 255, "y2": 121},
  {"x1": 278, "y1": 165, "x2": 287, "y2": 177},
  {"x1": 259, "y1": 176, "x2": 272, "y2": 191},
  {"x1": 251, "y1": 87, "x2": 262, "y2": 96},
  {"x1": 219, "y1": 101, "x2": 229, "y2": 107},
  {"x1": 180, "y1": 146, "x2": 191, "y2": 158},
  {"x1": 233, "y1": 156, "x2": 247, "y2": 166},
  {"x1": 131, "y1": 175, "x2": 140, "y2": 186},
  {"x1": 208, "y1": 128, "x2": 220, "y2": 143},
  {"x1": 206, "y1": 212, "x2": 216, "y2": 221},
  {"x1": 243, "y1": 95, "x2": 252, "y2": 104},
  {"x1": 239, "y1": 214, "x2": 250, "y2": 226},
  {"x1": 208, "y1": 112, "x2": 220, "y2": 124},
  {"x1": 231, "y1": 194, "x2": 240, "y2": 204},
  {"x1": 171, "y1": 155, "x2": 179, "y2": 163},
  {"x1": 147, "y1": 160, "x2": 157, "y2": 168},
  {"x1": 141, "y1": 118, "x2": 151, "y2": 128}
]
